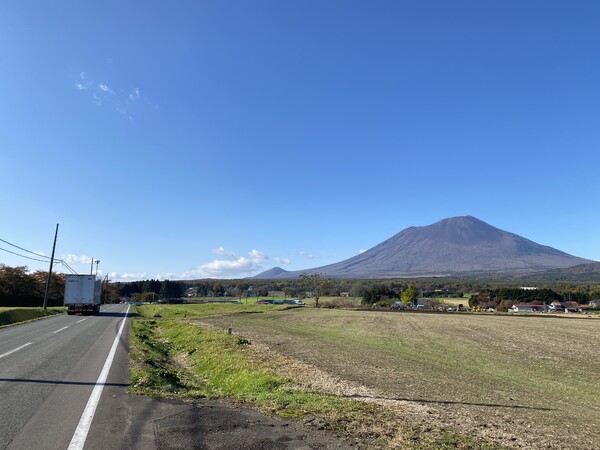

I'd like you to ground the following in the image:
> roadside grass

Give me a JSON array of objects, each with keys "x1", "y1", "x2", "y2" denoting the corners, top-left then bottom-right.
[
  {"x1": 129, "y1": 303, "x2": 501, "y2": 449},
  {"x1": 0, "y1": 307, "x2": 65, "y2": 327}
]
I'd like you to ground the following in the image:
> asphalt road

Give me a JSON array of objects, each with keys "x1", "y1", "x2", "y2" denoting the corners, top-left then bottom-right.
[
  {"x1": 0, "y1": 305, "x2": 354, "y2": 450},
  {"x1": 0, "y1": 304, "x2": 140, "y2": 449}
]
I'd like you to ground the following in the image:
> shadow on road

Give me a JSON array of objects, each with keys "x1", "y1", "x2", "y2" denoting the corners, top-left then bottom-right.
[
  {"x1": 0, "y1": 378, "x2": 129, "y2": 387},
  {"x1": 95, "y1": 311, "x2": 130, "y2": 318}
]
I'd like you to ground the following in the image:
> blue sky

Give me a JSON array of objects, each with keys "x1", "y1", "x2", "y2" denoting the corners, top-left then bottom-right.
[{"x1": 1, "y1": 1, "x2": 599, "y2": 281}]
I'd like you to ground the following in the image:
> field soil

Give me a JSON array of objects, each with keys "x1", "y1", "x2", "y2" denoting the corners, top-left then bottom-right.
[{"x1": 199, "y1": 308, "x2": 600, "y2": 449}]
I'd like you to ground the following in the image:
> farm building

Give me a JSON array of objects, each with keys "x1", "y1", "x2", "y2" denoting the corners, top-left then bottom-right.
[{"x1": 511, "y1": 303, "x2": 546, "y2": 313}]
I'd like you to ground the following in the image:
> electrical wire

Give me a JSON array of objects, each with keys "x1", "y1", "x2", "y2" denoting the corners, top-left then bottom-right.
[
  {"x1": 0, "y1": 236, "x2": 82, "y2": 275},
  {"x1": 0, "y1": 246, "x2": 53, "y2": 263},
  {"x1": 0, "y1": 238, "x2": 52, "y2": 259},
  {"x1": 61, "y1": 261, "x2": 79, "y2": 274}
]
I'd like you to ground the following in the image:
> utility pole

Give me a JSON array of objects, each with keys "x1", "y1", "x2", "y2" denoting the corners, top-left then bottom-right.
[
  {"x1": 43, "y1": 224, "x2": 59, "y2": 310},
  {"x1": 90, "y1": 257, "x2": 94, "y2": 275}
]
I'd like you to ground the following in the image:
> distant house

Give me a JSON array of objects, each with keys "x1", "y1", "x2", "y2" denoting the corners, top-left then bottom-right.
[
  {"x1": 562, "y1": 301, "x2": 580, "y2": 313},
  {"x1": 548, "y1": 301, "x2": 564, "y2": 312},
  {"x1": 590, "y1": 299, "x2": 600, "y2": 308},
  {"x1": 511, "y1": 303, "x2": 546, "y2": 313},
  {"x1": 340, "y1": 291, "x2": 350, "y2": 297},
  {"x1": 548, "y1": 301, "x2": 580, "y2": 313}
]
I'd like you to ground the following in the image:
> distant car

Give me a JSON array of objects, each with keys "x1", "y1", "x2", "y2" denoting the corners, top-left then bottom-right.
[
  {"x1": 446, "y1": 307, "x2": 453, "y2": 312},
  {"x1": 292, "y1": 299, "x2": 305, "y2": 305}
]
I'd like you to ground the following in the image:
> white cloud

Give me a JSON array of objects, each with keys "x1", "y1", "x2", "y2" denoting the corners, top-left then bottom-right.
[
  {"x1": 358, "y1": 249, "x2": 367, "y2": 254},
  {"x1": 128, "y1": 88, "x2": 140, "y2": 101},
  {"x1": 212, "y1": 247, "x2": 237, "y2": 259},
  {"x1": 98, "y1": 83, "x2": 115, "y2": 95},
  {"x1": 155, "y1": 272, "x2": 178, "y2": 280},
  {"x1": 109, "y1": 272, "x2": 148, "y2": 281},
  {"x1": 248, "y1": 249, "x2": 267, "y2": 260},
  {"x1": 99, "y1": 248, "x2": 276, "y2": 282},
  {"x1": 74, "y1": 71, "x2": 155, "y2": 120},
  {"x1": 274, "y1": 257, "x2": 291, "y2": 264},
  {"x1": 181, "y1": 249, "x2": 269, "y2": 279},
  {"x1": 63, "y1": 254, "x2": 93, "y2": 264}
]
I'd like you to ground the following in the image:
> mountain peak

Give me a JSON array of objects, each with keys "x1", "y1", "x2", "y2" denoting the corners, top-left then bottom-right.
[
  {"x1": 415, "y1": 216, "x2": 504, "y2": 245},
  {"x1": 254, "y1": 216, "x2": 592, "y2": 279},
  {"x1": 252, "y1": 266, "x2": 289, "y2": 279}
]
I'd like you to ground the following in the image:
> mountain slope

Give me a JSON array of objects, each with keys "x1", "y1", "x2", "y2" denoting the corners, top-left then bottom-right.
[{"x1": 254, "y1": 216, "x2": 592, "y2": 279}]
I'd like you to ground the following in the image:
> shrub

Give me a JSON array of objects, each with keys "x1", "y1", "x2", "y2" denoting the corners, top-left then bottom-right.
[{"x1": 321, "y1": 298, "x2": 357, "y2": 309}]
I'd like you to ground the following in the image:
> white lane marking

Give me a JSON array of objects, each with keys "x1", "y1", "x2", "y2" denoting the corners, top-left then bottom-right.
[
  {"x1": 68, "y1": 305, "x2": 130, "y2": 450},
  {"x1": 53, "y1": 326, "x2": 69, "y2": 334},
  {"x1": 0, "y1": 342, "x2": 34, "y2": 359},
  {"x1": 76, "y1": 318, "x2": 87, "y2": 323}
]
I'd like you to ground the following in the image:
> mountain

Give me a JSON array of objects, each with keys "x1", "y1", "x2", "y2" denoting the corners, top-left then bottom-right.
[
  {"x1": 254, "y1": 216, "x2": 593, "y2": 279},
  {"x1": 520, "y1": 261, "x2": 600, "y2": 283},
  {"x1": 254, "y1": 266, "x2": 289, "y2": 278}
]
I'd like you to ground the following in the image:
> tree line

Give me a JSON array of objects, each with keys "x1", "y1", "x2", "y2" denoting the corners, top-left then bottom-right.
[
  {"x1": 114, "y1": 279, "x2": 183, "y2": 302},
  {"x1": 0, "y1": 265, "x2": 65, "y2": 307}
]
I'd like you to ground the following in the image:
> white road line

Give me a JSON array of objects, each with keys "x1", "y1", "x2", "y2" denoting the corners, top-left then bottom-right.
[
  {"x1": 76, "y1": 318, "x2": 87, "y2": 323},
  {"x1": 0, "y1": 342, "x2": 33, "y2": 359},
  {"x1": 68, "y1": 305, "x2": 130, "y2": 450},
  {"x1": 53, "y1": 326, "x2": 69, "y2": 334}
]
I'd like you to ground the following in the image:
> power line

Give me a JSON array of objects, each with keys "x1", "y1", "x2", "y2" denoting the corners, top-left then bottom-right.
[
  {"x1": 0, "y1": 246, "x2": 75, "y2": 272},
  {"x1": 0, "y1": 246, "x2": 53, "y2": 263},
  {"x1": 60, "y1": 261, "x2": 79, "y2": 274},
  {"x1": 0, "y1": 235, "x2": 83, "y2": 275},
  {"x1": 0, "y1": 238, "x2": 52, "y2": 260}
]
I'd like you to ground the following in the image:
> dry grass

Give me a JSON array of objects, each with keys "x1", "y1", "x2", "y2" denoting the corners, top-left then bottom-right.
[{"x1": 199, "y1": 308, "x2": 600, "y2": 449}]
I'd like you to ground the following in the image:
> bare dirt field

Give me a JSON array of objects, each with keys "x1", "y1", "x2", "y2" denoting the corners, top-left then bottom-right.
[{"x1": 199, "y1": 309, "x2": 600, "y2": 449}]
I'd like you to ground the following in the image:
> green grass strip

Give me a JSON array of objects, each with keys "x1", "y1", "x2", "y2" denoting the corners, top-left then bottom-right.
[{"x1": 0, "y1": 307, "x2": 65, "y2": 327}]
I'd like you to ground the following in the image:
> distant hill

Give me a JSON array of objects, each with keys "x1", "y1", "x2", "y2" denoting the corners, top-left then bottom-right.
[
  {"x1": 520, "y1": 261, "x2": 600, "y2": 283},
  {"x1": 254, "y1": 266, "x2": 289, "y2": 279},
  {"x1": 254, "y1": 216, "x2": 592, "y2": 279}
]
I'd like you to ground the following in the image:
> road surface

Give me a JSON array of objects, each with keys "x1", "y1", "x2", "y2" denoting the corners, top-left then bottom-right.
[
  {"x1": 0, "y1": 304, "x2": 354, "y2": 449},
  {"x1": 0, "y1": 304, "x2": 141, "y2": 449}
]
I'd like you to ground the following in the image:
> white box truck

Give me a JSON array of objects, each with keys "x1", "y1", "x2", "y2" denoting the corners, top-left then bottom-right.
[{"x1": 64, "y1": 274, "x2": 101, "y2": 315}]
